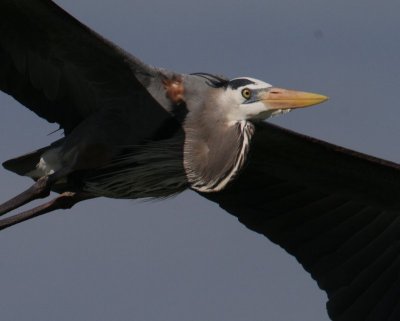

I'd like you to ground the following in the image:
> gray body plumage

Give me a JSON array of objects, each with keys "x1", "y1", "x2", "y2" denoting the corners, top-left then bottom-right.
[{"x1": 83, "y1": 74, "x2": 256, "y2": 197}]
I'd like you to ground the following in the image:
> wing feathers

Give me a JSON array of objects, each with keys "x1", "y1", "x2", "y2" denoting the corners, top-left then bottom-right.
[
  {"x1": 204, "y1": 122, "x2": 400, "y2": 321},
  {"x1": 0, "y1": 0, "x2": 165, "y2": 133}
]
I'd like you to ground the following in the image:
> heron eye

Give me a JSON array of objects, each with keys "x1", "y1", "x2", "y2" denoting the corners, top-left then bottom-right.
[{"x1": 241, "y1": 88, "x2": 252, "y2": 100}]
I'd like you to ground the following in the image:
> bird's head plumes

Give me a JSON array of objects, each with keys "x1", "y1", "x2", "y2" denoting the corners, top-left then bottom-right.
[{"x1": 217, "y1": 77, "x2": 328, "y2": 122}]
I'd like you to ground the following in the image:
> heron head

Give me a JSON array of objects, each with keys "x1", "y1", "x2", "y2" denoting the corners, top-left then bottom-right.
[{"x1": 220, "y1": 77, "x2": 328, "y2": 122}]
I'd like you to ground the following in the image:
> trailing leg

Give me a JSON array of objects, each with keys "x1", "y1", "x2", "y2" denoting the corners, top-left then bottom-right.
[
  {"x1": 0, "y1": 192, "x2": 93, "y2": 231},
  {"x1": 0, "y1": 176, "x2": 52, "y2": 216}
]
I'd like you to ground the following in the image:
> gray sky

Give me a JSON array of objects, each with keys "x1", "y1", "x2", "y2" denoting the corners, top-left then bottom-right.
[{"x1": 1, "y1": 1, "x2": 399, "y2": 320}]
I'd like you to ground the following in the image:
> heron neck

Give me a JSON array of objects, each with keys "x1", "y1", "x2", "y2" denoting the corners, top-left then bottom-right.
[{"x1": 183, "y1": 117, "x2": 255, "y2": 192}]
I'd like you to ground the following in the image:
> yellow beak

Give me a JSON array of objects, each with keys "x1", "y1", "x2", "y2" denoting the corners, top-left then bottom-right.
[{"x1": 261, "y1": 87, "x2": 328, "y2": 110}]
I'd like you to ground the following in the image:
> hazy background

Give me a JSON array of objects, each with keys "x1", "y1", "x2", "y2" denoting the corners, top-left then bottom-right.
[{"x1": 1, "y1": 1, "x2": 399, "y2": 320}]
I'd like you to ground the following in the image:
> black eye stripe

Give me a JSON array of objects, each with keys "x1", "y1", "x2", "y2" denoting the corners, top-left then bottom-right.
[{"x1": 228, "y1": 79, "x2": 256, "y2": 90}]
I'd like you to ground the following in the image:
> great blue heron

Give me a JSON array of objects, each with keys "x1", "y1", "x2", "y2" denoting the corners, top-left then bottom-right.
[{"x1": 1, "y1": 1, "x2": 400, "y2": 321}]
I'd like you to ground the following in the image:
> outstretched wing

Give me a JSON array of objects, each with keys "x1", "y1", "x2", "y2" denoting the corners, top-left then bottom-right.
[
  {"x1": 204, "y1": 122, "x2": 400, "y2": 321},
  {"x1": 0, "y1": 0, "x2": 170, "y2": 134}
]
